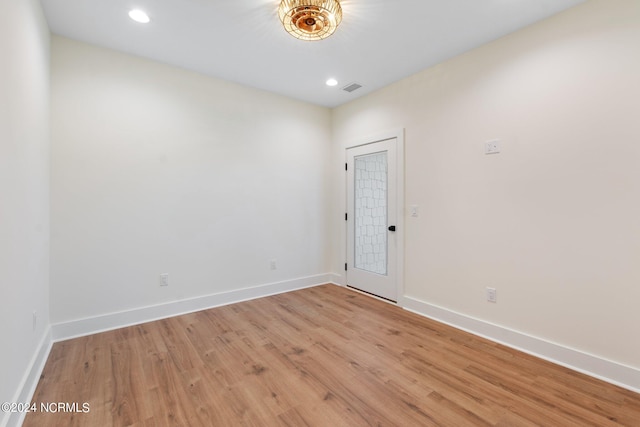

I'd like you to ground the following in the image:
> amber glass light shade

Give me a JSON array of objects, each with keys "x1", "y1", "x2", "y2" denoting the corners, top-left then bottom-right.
[{"x1": 278, "y1": 0, "x2": 343, "y2": 41}]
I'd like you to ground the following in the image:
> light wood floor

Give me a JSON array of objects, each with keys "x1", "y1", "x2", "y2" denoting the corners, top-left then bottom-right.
[{"x1": 25, "y1": 284, "x2": 640, "y2": 426}]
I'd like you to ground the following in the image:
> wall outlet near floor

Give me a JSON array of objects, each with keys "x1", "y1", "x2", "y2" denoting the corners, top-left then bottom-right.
[
  {"x1": 159, "y1": 273, "x2": 169, "y2": 287},
  {"x1": 486, "y1": 287, "x2": 497, "y2": 303},
  {"x1": 485, "y1": 140, "x2": 501, "y2": 155},
  {"x1": 270, "y1": 259, "x2": 277, "y2": 270}
]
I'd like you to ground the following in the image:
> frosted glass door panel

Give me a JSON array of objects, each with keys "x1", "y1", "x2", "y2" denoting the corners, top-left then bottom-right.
[
  {"x1": 354, "y1": 152, "x2": 387, "y2": 275},
  {"x1": 346, "y1": 136, "x2": 398, "y2": 302}
]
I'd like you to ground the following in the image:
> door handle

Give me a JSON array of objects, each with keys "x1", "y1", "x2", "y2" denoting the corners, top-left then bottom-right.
[{"x1": 388, "y1": 225, "x2": 396, "y2": 232}]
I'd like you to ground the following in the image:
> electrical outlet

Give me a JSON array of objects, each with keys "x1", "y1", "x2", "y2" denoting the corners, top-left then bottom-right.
[
  {"x1": 485, "y1": 140, "x2": 501, "y2": 155},
  {"x1": 159, "y1": 273, "x2": 169, "y2": 287},
  {"x1": 486, "y1": 287, "x2": 497, "y2": 303},
  {"x1": 410, "y1": 205, "x2": 419, "y2": 217},
  {"x1": 270, "y1": 259, "x2": 277, "y2": 270}
]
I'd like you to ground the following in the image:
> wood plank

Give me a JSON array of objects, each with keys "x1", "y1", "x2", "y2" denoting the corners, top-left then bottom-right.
[{"x1": 24, "y1": 284, "x2": 640, "y2": 426}]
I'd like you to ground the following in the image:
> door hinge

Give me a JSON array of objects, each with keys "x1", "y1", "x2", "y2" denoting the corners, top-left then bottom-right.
[
  {"x1": 345, "y1": 213, "x2": 348, "y2": 221},
  {"x1": 345, "y1": 163, "x2": 348, "y2": 171},
  {"x1": 345, "y1": 263, "x2": 348, "y2": 271}
]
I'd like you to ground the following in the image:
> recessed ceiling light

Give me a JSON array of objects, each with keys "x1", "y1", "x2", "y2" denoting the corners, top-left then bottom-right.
[
  {"x1": 326, "y1": 78, "x2": 338, "y2": 87},
  {"x1": 129, "y1": 9, "x2": 150, "y2": 24}
]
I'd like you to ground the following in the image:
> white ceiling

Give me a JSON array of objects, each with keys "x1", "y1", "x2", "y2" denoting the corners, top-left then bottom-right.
[{"x1": 40, "y1": 0, "x2": 586, "y2": 108}]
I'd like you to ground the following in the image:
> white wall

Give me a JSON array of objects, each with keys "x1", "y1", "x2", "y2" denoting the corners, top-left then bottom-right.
[
  {"x1": 50, "y1": 37, "x2": 331, "y2": 325},
  {"x1": 0, "y1": 0, "x2": 51, "y2": 424},
  {"x1": 332, "y1": 0, "x2": 640, "y2": 373}
]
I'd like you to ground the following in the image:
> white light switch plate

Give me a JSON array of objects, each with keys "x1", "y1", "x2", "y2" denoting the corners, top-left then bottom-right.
[
  {"x1": 486, "y1": 287, "x2": 497, "y2": 303},
  {"x1": 160, "y1": 273, "x2": 169, "y2": 287}
]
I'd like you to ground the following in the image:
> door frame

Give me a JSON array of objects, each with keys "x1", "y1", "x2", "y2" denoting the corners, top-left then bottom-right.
[{"x1": 345, "y1": 128, "x2": 405, "y2": 304}]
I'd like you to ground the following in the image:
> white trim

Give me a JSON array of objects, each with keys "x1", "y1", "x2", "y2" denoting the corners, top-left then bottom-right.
[
  {"x1": 403, "y1": 296, "x2": 640, "y2": 394},
  {"x1": 395, "y1": 130, "x2": 405, "y2": 301},
  {"x1": 4, "y1": 327, "x2": 53, "y2": 427},
  {"x1": 52, "y1": 274, "x2": 332, "y2": 342},
  {"x1": 328, "y1": 273, "x2": 345, "y2": 286},
  {"x1": 345, "y1": 128, "x2": 404, "y2": 151}
]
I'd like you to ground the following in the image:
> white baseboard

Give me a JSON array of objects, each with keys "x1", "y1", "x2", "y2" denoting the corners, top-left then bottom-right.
[
  {"x1": 328, "y1": 273, "x2": 345, "y2": 286},
  {"x1": 52, "y1": 274, "x2": 332, "y2": 342},
  {"x1": 3, "y1": 327, "x2": 53, "y2": 427},
  {"x1": 403, "y1": 296, "x2": 640, "y2": 394}
]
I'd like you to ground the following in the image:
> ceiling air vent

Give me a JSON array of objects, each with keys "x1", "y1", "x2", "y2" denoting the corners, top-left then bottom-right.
[{"x1": 342, "y1": 83, "x2": 362, "y2": 93}]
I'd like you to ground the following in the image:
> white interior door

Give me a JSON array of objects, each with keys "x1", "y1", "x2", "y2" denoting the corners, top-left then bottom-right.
[{"x1": 346, "y1": 138, "x2": 398, "y2": 301}]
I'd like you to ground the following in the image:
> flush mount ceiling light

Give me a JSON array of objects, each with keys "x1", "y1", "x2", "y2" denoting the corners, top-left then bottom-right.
[{"x1": 278, "y1": 0, "x2": 343, "y2": 41}]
